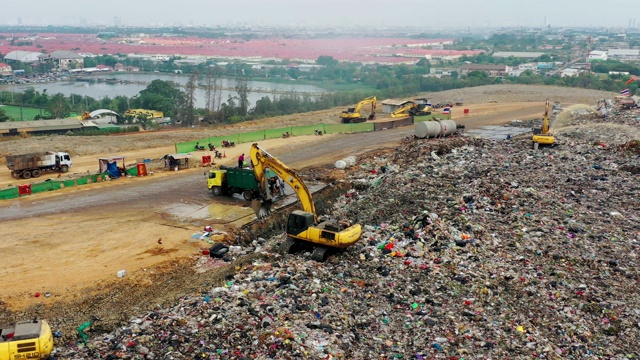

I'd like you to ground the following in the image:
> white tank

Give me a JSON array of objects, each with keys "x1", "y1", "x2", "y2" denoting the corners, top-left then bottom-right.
[{"x1": 415, "y1": 120, "x2": 458, "y2": 138}]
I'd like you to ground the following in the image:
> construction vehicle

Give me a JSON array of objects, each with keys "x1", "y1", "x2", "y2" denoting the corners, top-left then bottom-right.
[
  {"x1": 249, "y1": 143, "x2": 362, "y2": 261},
  {"x1": 339, "y1": 96, "x2": 376, "y2": 123},
  {"x1": 124, "y1": 109, "x2": 164, "y2": 119},
  {"x1": 0, "y1": 319, "x2": 54, "y2": 359},
  {"x1": 391, "y1": 101, "x2": 432, "y2": 118},
  {"x1": 79, "y1": 111, "x2": 92, "y2": 120},
  {"x1": 532, "y1": 99, "x2": 555, "y2": 148},
  {"x1": 391, "y1": 102, "x2": 418, "y2": 118},
  {"x1": 207, "y1": 166, "x2": 278, "y2": 200},
  {"x1": 5, "y1": 151, "x2": 72, "y2": 179}
]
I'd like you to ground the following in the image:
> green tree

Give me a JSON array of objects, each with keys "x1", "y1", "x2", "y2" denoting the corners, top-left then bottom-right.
[
  {"x1": 252, "y1": 96, "x2": 273, "y2": 116},
  {"x1": 316, "y1": 55, "x2": 338, "y2": 67},
  {"x1": 84, "y1": 57, "x2": 97, "y2": 67},
  {"x1": 47, "y1": 93, "x2": 72, "y2": 119},
  {"x1": 181, "y1": 71, "x2": 198, "y2": 126},
  {"x1": 0, "y1": 108, "x2": 10, "y2": 122},
  {"x1": 235, "y1": 76, "x2": 250, "y2": 116},
  {"x1": 138, "y1": 80, "x2": 184, "y2": 118}
]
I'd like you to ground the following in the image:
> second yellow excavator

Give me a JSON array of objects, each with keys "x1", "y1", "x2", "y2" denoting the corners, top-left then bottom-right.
[
  {"x1": 339, "y1": 96, "x2": 376, "y2": 123},
  {"x1": 249, "y1": 143, "x2": 362, "y2": 261},
  {"x1": 532, "y1": 99, "x2": 555, "y2": 148},
  {"x1": 390, "y1": 101, "x2": 433, "y2": 118}
]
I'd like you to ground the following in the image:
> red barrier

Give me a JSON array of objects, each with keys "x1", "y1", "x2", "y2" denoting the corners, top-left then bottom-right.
[
  {"x1": 136, "y1": 163, "x2": 147, "y2": 177},
  {"x1": 18, "y1": 184, "x2": 32, "y2": 196},
  {"x1": 463, "y1": 108, "x2": 470, "y2": 116},
  {"x1": 202, "y1": 155, "x2": 212, "y2": 166}
]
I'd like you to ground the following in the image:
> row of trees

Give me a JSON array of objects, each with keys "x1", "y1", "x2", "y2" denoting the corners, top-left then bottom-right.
[{"x1": 1, "y1": 54, "x2": 636, "y2": 124}]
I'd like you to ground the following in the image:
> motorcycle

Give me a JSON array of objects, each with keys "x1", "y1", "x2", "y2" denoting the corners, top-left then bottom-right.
[
  {"x1": 222, "y1": 140, "x2": 235, "y2": 147},
  {"x1": 315, "y1": 129, "x2": 323, "y2": 136},
  {"x1": 282, "y1": 132, "x2": 291, "y2": 138},
  {"x1": 208, "y1": 143, "x2": 216, "y2": 151},
  {"x1": 213, "y1": 150, "x2": 223, "y2": 159},
  {"x1": 194, "y1": 143, "x2": 205, "y2": 151}
]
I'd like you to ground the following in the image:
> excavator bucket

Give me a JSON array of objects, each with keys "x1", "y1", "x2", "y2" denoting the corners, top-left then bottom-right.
[{"x1": 251, "y1": 199, "x2": 272, "y2": 219}]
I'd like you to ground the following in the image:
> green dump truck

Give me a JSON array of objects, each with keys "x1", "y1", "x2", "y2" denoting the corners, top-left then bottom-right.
[{"x1": 207, "y1": 166, "x2": 277, "y2": 200}]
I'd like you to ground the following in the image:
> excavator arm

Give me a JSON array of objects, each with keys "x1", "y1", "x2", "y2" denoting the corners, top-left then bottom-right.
[
  {"x1": 353, "y1": 96, "x2": 376, "y2": 114},
  {"x1": 250, "y1": 143, "x2": 317, "y2": 221},
  {"x1": 541, "y1": 99, "x2": 550, "y2": 135},
  {"x1": 390, "y1": 102, "x2": 418, "y2": 118}
]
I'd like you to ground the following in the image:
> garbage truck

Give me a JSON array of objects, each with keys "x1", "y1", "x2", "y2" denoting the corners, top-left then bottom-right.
[
  {"x1": 5, "y1": 151, "x2": 72, "y2": 179},
  {"x1": 0, "y1": 319, "x2": 55, "y2": 359},
  {"x1": 207, "y1": 166, "x2": 278, "y2": 200}
]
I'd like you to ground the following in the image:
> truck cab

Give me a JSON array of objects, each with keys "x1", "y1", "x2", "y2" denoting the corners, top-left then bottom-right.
[{"x1": 53, "y1": 152, "x2": 72, "y2": 170}]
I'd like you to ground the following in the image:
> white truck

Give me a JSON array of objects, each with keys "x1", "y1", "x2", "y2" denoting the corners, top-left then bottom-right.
[{"x1": 5, "y1": 151, "x2": 72, "y2": 179}]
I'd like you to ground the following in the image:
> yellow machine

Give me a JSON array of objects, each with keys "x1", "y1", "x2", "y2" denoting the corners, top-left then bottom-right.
[
  {"x1": 339, "y1": 96, "x2": 376, "y2": 123},
  {"x1": 124, "y1": 109, "x2": 164, "y2": 119},
  {"x1": 390, "y1": 102, "x2": 419, "y2": 118},
  {"x1": 391, "y1": 101, "x2": 432, "y2": 118},
  {"x1": 79, "y1": 111, "x2": 92, "y2": 120},
  {"x1": 0, "y1": 320, "x2": 54, "y2": 360},
  {"x1": 532, "y1": 99, "x2": 555, "y2": 147},
  {"x1": 249, "y1": 143, "x2": 362, "y2": 261}
]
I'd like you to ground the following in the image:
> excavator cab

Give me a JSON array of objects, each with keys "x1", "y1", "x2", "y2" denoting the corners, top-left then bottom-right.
[{"x1": 287, "y1": 210, "x2": 315, "y2": 234}]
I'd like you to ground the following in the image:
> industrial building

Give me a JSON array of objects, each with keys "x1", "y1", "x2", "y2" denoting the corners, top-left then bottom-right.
[
  {"x1": 2, "y1": 50, "x2": 44, "y2": 63},
  {"x1": 38, "y1": 50, "x2": 83, "y2": 70}
]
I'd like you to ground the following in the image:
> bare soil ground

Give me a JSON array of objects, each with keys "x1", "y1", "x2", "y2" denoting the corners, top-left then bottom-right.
[{"x1": 0, "y1": 85, "x2": 615, "y2": 315}]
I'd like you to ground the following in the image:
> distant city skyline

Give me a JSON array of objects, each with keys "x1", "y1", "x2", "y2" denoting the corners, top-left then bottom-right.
[{"x1": 1, "y1": 0, "x2": 637, "y2": 29}]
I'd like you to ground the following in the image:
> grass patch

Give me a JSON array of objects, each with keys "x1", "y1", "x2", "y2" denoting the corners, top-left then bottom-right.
[{"x1": 0, "y1": 105, "x2": 46, "y2": 121}]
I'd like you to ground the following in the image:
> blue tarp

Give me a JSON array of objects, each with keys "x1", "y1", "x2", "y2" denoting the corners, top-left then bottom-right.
[{"x1": 106, "y1": 161, "x2": 120, "y2": 178}]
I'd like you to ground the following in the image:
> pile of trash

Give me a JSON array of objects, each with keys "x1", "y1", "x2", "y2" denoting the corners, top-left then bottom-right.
[{"x1": 54, "y1": 110, "x2": 639, "y2": 359}]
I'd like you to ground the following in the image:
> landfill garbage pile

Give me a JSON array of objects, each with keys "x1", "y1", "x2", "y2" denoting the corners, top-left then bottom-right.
[{"x1": 55, "y1": 111, "x2": 639, "y2": 359}]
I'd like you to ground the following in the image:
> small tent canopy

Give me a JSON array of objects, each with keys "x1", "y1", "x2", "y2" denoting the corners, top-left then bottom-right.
[
  {"x1": 99, "y1": 156, "x2": 125, "y2": 174},
  {"x1": 165, "y1": 153, "x2": 192, "y2": 170}
]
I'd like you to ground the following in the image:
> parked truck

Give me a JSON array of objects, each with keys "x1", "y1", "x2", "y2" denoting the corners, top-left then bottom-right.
[
  {"x1": 5, "y1": 151, "x2": 72, "y2": 179},
  {"x1": 0, "y1": 319, "x2": 55, "y2": 360},
  {"x1": 207, "y1": 166, "x2": 277, "y2": 200}
]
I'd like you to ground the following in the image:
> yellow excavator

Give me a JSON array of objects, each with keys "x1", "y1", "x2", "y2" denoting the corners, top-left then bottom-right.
[
  {"x1": 339, "y1": 96, "x2": 376, "y2": 123},
  {"x1": 390, "y1": 101, "x2": 432, "y2": 118},
  {"x1": 0, "y1": 320, "x2": 54, "y2": 360},
  {"x1": 532, "y1": 99, "x2": 555, "y2": 148},
  {"x1": 249, "y1": 143, "x2": 362, "y2": 261}
]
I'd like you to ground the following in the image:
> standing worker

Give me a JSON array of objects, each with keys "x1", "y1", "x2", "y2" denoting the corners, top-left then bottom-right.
[
  {"x1": 238, "y1": 153, "x2": 245, "y2": 169},
  {"x1": 279, "y1": 178, "x2": 285, "y2": 196}
]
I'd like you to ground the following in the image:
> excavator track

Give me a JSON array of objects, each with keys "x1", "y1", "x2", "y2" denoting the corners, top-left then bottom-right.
[{"x1": 311, "y1": 246, "x2": 331, "y2": 262}]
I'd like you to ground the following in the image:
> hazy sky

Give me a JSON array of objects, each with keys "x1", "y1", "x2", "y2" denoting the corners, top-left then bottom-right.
[{"x1": 1, "y1": 0, "x2": 635, "y2": 28}]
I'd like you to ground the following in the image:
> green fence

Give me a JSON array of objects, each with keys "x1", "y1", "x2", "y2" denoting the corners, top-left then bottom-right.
[
  {"x1": 0, "y1": 187, "x2": 19, "y2": 200},
  {"x1": 175, "y1": 122, "x2": 376, "y2": 153},
  {"x1": 0, "y1": 174, "x2": 102, "y2": 200}
]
